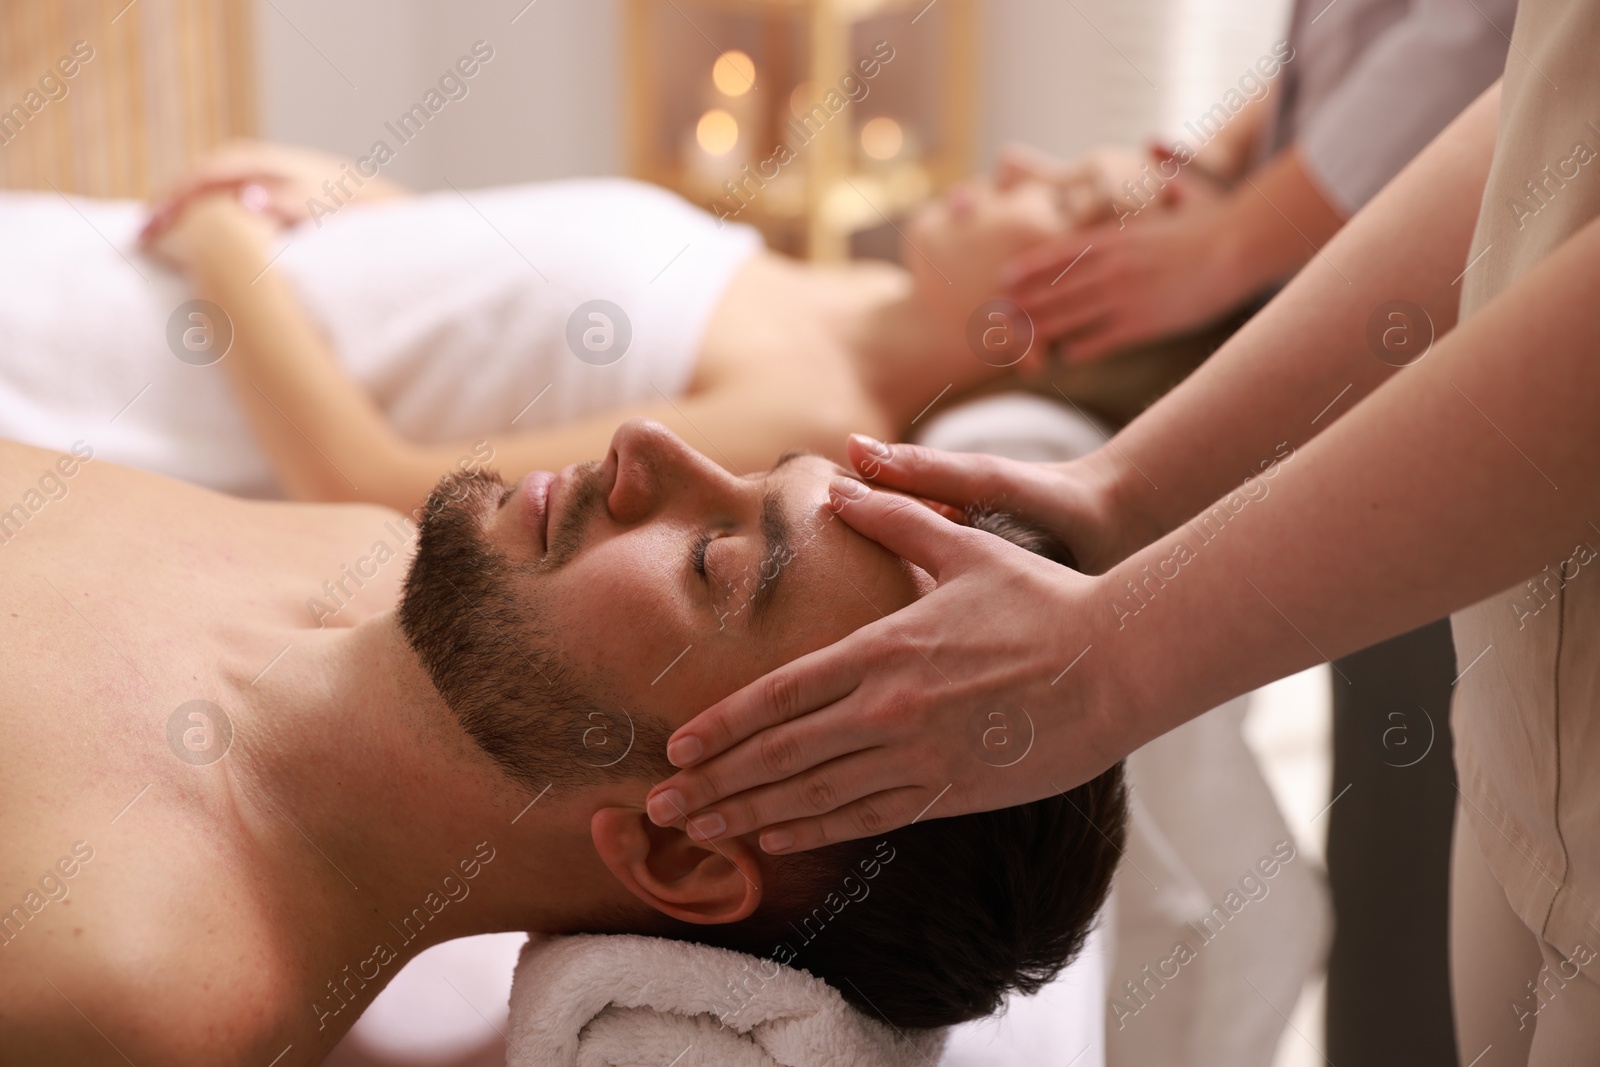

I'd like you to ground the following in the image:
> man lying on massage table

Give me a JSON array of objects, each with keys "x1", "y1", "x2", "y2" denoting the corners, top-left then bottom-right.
[{"x1": 0, "y1": 419, "x2": 1123, "y2": 1065}]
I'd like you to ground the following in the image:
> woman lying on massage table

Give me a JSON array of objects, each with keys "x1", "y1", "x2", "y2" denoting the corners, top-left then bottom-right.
[{"x1": 0, "y1": 141, "x2": 1091, "y2": 508}]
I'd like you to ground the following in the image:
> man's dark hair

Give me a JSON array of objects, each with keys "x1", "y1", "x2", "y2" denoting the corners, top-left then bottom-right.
[
  {"x1": 399, "y1": 472, "x2": 1126, "y2": 1031},
  {"x1": 683, "y1": 768, "x2": 1125, "y2": 1031}
]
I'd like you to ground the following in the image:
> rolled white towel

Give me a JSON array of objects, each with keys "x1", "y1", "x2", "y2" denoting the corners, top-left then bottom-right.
[{"x1": 505, "y1": 934, "x2": 945, "y2": 1067}]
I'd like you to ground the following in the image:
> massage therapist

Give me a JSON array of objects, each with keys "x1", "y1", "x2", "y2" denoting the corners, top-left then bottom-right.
[{"x1": 650, "y1": 0, "x2": 1600, "y2": 1058}]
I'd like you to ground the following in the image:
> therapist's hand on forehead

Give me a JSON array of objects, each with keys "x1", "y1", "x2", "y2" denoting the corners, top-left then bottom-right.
[{"x1": 645, "y1": 433, "x2": 1139, "y2": 855}]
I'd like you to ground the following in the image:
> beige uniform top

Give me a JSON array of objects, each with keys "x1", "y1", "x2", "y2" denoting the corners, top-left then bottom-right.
[{"x1": 1454, "y1": 0, "x2": 1600, "y2": 956}]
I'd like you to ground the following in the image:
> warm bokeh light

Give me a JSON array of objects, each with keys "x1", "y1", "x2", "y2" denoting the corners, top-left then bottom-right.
[
  {"x1": 695, "y1": 108, "x2": 739, "y2": 156},
  {"x1": 788, "y1": 81, "x2": 814, "y2": 117},
  {"x1": 712, "y1": 50, "x2": 756, "y2": 96},
  {"x1": 860, "y1": 116, "x2": 904, "y2": 160}
]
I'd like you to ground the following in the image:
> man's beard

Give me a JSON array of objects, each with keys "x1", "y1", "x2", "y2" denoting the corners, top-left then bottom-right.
[{"x1": 397, "y1": 469, "x2": 600, "y2": 791}]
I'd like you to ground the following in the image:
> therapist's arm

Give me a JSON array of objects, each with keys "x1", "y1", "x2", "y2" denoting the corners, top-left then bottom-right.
[
  {"x1": 1007, "y1": 0, "x2": 1513, "y2": 360},
  {"x1": 1186, "y1": 90, "x2": 1272, "y2": 184},
  {"x1": 860, "y1": 84, "x2": 1498, "y2": 574},
  {"x1": 1056, "y1": 82, "x2": 1498, "y2": 559},
  {"x1": 1104, "y1": 204, "x2": 1600, "y2": 739},
  {"x1": 1287, "y1": 0, "x2": 1518, "y2": 216}
]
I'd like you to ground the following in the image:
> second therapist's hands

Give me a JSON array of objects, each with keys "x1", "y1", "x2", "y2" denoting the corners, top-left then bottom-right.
[{"x1": 1001, "y1": 196, "x2": 1250, "y2": 361}]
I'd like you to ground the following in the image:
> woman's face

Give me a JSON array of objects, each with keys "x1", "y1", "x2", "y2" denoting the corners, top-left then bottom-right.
[{"x1": 902, "y1": 173, "x2": 1073, "y2": 326}]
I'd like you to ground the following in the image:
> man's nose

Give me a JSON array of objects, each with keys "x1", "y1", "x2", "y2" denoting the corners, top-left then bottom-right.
[{"x1": 606, "y1": 418, "x2": 740, "y2": 524}]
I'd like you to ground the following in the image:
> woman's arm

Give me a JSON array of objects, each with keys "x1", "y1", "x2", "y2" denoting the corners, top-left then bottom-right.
[
  {"x1": 1108, "y1": 202, "x2": 1600, "y2": 738},
  {"x1": 1081, "y1": 80, "x2": 1500, "y2": 559},
  {"x1": 638, "y1": 82, "x2": 1580, "y2": 851},
  {"x1": 164, "y1": 196, "x2": 861, "y2": 511}
]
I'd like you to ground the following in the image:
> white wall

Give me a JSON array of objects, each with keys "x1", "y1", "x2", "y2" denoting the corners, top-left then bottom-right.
[
  {"x1": 980, "y1": 0, "x2": 1163, "y2": 164},
  {"x1": 1158, "y1": 0, "x2": 1292, "y2": 137},
  {"x1": 257, "y1": 0, "x2": 622, "y2": 188},
  {"x1": 258, "y1": 0, "x2": 1287, "y2": 190}
]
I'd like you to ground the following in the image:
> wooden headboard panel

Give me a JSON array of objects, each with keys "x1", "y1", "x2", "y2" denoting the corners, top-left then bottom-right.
[{"x1": 0, "y1": 0, "x2": 256, "y2": 198}]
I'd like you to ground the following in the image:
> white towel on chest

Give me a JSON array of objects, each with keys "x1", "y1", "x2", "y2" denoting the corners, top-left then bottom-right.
[
  {"x1": 505, "y1": 934, "x2": 945, "y2": 1067},
  {"x1": 0, "y1": 183, "x2": 759, "y2": 498}
]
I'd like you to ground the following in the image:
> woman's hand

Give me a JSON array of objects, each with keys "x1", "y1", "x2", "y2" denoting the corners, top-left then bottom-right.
[
  {"x1": 1000, "y1": 196, "x2": 1249, "y2": 361},
  {"x1": 645, "y1": 472, "x2": 1137, "y2": 854},
  {"x1": 143, "y1": 190, "x2": 276, "y2": 273},
  {"x1": 141, "y1": 140, "x2": 407, "y2": 246}
]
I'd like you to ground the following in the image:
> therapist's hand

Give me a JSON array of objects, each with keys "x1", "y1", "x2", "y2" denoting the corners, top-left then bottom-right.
[
  {"x1": 847, "y1": 433, "x2": 1157, "y2": 576},
  {"x1": 645, "y1": 470, "x2": 1134, "y2": 854},
  {"x1": 1001, "y1": 195, "x2": 1249, "y2": 360}
]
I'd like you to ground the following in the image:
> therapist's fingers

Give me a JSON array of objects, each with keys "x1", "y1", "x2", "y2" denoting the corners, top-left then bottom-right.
[
  {"x1": 679, "y1": 744, "x2": 904, "y2": 843},
  {"x1": 825, "y1": 477, "x2": 980, "y2": 579},
  {"x1": 846, "y1": 436, "x2": 1014, "y2": 508},
  {"x1": 660, "y1": 628, "x2": 869, "y2": 773},
  {"x1": 1061, "y1": 320, "x2": 1139, "y2": 364},
  {"x1": 758, "y1": 786, "x2": 936, "y2": 854},
  {"x1": 1009, "y1": 249, "x2": 1111, "y2": 310},
  {"x1": 654, "y1": 689, "x2": 885, "y2": 826},
  {"x1": 915, "y1": 496, "x2": 968, "y2": 524},
  {"x1": 1002, "y1": 230, "x2": 1100, "y2": 293},
  {"x1": 845, "y1": 437, "x2": 1097, "y2": 564},
  {"x1": 1025, "y1": 295, "x2": 1114, "y2": 348},
  {"x1": 655, "y1": 482, "x2": 975, "y2": 786},
  {"x1": 1017, "y1": 277, "x2": 1128, "y2": 357}
]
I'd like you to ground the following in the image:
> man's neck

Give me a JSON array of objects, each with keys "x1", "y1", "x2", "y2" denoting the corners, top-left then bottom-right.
[{"x1": 224, "y1": 615, "x2": 632, "y2": 1014}]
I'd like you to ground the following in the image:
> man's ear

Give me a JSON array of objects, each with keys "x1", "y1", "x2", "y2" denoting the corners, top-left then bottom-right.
[{"x1": 591, "y1": 807, "x2": 763, "y2": 925}]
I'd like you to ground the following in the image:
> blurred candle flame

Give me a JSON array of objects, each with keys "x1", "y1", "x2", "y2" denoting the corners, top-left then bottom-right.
[
  {"x1": 696, "y1": 108, "x2": 739, "y2": 156},
  {"x1": 860, "y1": 116, "x2": 904, "y2": 161},
  {"x1": 712, "y1": 50, "x2": 756, "y2": 97}
]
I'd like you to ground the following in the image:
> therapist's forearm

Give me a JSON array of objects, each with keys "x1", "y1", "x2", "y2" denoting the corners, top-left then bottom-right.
[
  {"x1": 1099, "y1": 209, "x2": 1600, "y2": 744},
  {"x1": 1189, "y1": 91, "x2": 1272, "y2": 183},
  {"x1": 1088, "y1": 83, "x2": 1499, "y2": 558},
  {"x1": 1209, "y1": 147, "x2": 1347, "y2": 305}
]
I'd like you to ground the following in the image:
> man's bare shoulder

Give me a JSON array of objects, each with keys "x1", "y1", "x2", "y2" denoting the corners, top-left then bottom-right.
[
  {"x1": 0, "y1": 436, "x2": 409, "y2": 577},
  {"x1": 0, "y1": 903, "x2": 303, "y2": 1066},
  {"x1": 0, "y1": 442, "x2": 404, "y2": 1065},
  {"x1": 0, "y1": 776, "x2": 322, "y2": 1065}
]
